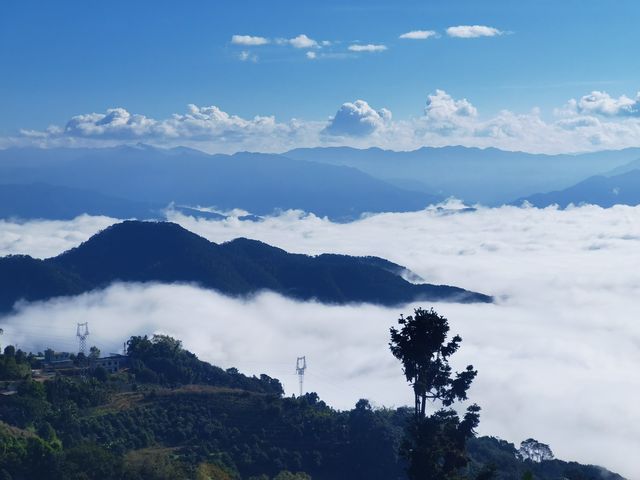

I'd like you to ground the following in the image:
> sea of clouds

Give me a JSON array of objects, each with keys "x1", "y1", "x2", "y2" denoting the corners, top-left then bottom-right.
[{"x1": 1, "y1": 204, "x2": 639, "y2": 478}]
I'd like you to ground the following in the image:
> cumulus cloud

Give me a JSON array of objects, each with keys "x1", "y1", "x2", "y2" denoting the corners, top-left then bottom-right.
[
  {"x1": 9, "y1": 89, "x2": 640, "y2": 154},
  {"x1": 287, "y1": 34, "x2": 318, "y2": 49},
  {"x1": 60, "y1": 108, "x2": 157, "y2": 139},
  {"x1": 565, "y1": 90, "x2": 640, "y2": 117},
  {"x1": 231, "y1": 34, "x2": 269, "y2": 46},
  {"x1": 399, "y1": 30, "x2": 437, "y2": 40},
  {"x1": 15, "y1": 104, "x2": 324, "y2": 153},
  {"x1": 305, "y1": 51, "x2": 317, "y2": 60},
  {"x1": 2, "y1": 205, "x2": 640, "y2": 478},
  {"x1": 446, "y1": 25, "x2": 503, "y2": 38},
  {"x1": 348, "y1": 44, "x2": 387, "y2": 52},
  {"x1": 323, "y1": 100, "x2": 392, "y2": 137},
  {"x1": 425, "y1": 89, "x2": 478, "y2": 120}
]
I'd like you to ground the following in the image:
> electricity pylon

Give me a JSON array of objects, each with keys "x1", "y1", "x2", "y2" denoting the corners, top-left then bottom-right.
[
  {"x1": 76, "y1": 322, "x2": 89, "y2": 355},
  {"x1": 296, "y1": 356, "x2": 307, "y2": 397}
]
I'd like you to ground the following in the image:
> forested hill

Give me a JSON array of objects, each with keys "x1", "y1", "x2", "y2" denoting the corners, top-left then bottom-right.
[
  {"x1": 0, "y1": 335, "x2": 624, "y2": 480},
  {"x1": 0, "y1": 221, "x2": 491, "y2": 312}
]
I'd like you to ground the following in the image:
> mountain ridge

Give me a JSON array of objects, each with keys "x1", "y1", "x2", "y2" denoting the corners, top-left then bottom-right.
[
  {"x1": 0, "y1": 220, "x2": 491, "y2": 311},
  {"x1": 284, "y1": 146, "x2": 640, "y2": 205},
  {"x1": 0, "y1": 146, "x2": 441, "y2": 221},
  {"x1": 515, "y1": 169, "x2": 640, "y2": 208}
]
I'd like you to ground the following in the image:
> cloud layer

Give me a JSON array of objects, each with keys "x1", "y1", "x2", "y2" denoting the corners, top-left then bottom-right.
[
  {"x1": 8, "y1": 89, "x2": 640, "y2": 154},
  {"x1": 1, "y1": 205, "x2": 639, "y2": 477}
]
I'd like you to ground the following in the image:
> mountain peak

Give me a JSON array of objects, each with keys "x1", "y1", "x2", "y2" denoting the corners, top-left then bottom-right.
[{"x1": 0, "y1": 221, "x2": 491, "y2": 311}]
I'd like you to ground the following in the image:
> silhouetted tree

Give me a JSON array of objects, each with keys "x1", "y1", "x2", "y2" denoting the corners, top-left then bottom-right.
[
  {"x1": 3, "y1": 345, "x2": 15, "y2": 358},
  {"x1": 390, "y1": 307, "x2": 481, "y2": 480}
]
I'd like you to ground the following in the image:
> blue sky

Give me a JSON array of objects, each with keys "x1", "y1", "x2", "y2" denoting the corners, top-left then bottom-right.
[{"x1": 1, "y1": 0, "x2": 639, "y2": 153}]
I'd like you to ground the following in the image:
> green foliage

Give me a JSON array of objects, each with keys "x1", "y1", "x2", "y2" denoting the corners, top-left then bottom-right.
[
  {"x1": 122, "y1": 448, "x2": 189, "y2": 480},
  {"x1": 0, "y1": 345, "x2": 32, "y2": 380},
  {"x1": 126, "y1": 335, "x2": 283, "y2": 395},
  {"x1": 390, "y1": 308, "x2": 480, "y2": 480},
  {"x1": 390, "y1": 308, "x2": 477, "y2": 417},
  {"x1": 0, "y1": 334, "x2": 624, "y2": 480}
]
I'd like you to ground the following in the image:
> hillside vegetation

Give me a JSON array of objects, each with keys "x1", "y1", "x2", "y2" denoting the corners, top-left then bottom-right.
[{"x1": 0, "y1": 333, "x2": 623, "y2": 480}]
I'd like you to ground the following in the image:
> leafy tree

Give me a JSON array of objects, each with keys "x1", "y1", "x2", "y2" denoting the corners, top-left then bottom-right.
[
  {"x1": 518, "y1": 439, "x2": 554, "y2": 463},
  {"x1": 89, "y1": 346, "x2": 101, "y2": 359},
  {"x1": 389, "y1": 307, "x2": 480, "y2": 480},
  {"x1": 390, "y1": 308, "x2": 476, "y2": 418}
]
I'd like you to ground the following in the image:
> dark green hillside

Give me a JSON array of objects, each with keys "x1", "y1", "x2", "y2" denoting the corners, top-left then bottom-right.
[
  {"x1": 0, "y1": 221, "x2": 491, "y2": 312},
  {"x1": 0, "y1": 335, "x2": 623, "y2": 480},
  {"x1": 0, "y1": 255, "x2": 87, "y2": 311}
]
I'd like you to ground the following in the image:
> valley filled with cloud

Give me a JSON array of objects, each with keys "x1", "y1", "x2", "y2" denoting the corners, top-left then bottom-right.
[{"x1": 1, "y1": 204, "x2": 639, "y2": 477}]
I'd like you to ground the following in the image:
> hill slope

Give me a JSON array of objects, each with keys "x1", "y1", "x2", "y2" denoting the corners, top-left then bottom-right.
[
  {"x1": 0, "y1": 221, "x2": 491, "y2": 311},
  {"x1": 0, "y1": 336, "x2": 624, "y2": 480}
]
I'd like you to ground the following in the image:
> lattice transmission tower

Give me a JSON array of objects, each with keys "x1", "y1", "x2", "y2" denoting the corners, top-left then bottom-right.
[
  {"x1": 76, "y1": 322, "x2": 89, "y2": 355},
  {"x1": 296, "y1": 356, "x2": 307, "y2": 397}
]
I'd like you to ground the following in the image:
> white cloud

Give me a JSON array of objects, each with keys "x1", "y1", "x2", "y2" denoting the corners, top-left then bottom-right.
[
  {"x1": 14, "y1": 104, "x2": 323, "y2": 153},
  {"x1": 399, "y1": 30, "x2": 437, "y2": 40},
  {"x1": 425, "y1": 89, "x2": 478, "y2": 120},
  {"x1": 288, "y1": 34, "x2": 318, "y2": 49},
  {"x1": 348, "y1": 44, "x2": 387, "y2": 52},
  {"x1": 9, "y1": 89, "x2": 640, "y2": 154},
  {"x1": 306, "y1": 51, "x2": 317, "y2": 60},
  {"x1": 61, "y1": 108, "x2": 157, "y2": 139},
  {"x1": 323, "y1": 100, "x2": 392, "y2": 137},
  {"x1": 564, "y1": 91, "x2": 640, "y2": 117},
  {"x1": 231, "y1": 34, "x2": 269, "y2": 46},
  {"x1": 446, "y1": 25, "x2": 503, "y2": 38},
  {"x1": 2, "y1": 205, "x2": 640, "y2": 479},
  {"x1": 238, "y1": 51, "x2": 258, "y2": 62},
  {"x1": 0, "y1": 215, "x2": 117, "y2": 259}
]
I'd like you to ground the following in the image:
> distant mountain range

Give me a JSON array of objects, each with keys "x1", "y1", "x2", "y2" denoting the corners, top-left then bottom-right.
[
  {"x1": 285, "y1": 146, "x2": 640, "y2": 205},
  {"x1": 0, "y1": 221, "x2": 491, "y2": 311},
  {"x1": 2, "y1": 145, "x2": 640, "y2": 220},
  {"x1": 516, "y1": 168, "x2": 640, "y2": 208},
  {"x1": 0, "y1": 183, "x2": 161, "y2": 220},
  {"x1": 0, "y1": 145, "x2": 441, "y2": 221}
]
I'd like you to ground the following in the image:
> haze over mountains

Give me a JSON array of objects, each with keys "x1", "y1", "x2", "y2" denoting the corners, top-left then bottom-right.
[
  {"x1": 285, "y1": 146, "x2": 640, "y2": 205},
  {"x1": 1, "y1": 145, "x2": 640, "y2": 222},
  {"x1": 517, "y1": 169, "x2": 640, "y2": 208},
  {"x1": 0, "y1": 146, "x2": 440, "y2": 221},
  {"x1": 0, "y1": 220, "x2": 491, "y2": 312}
]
